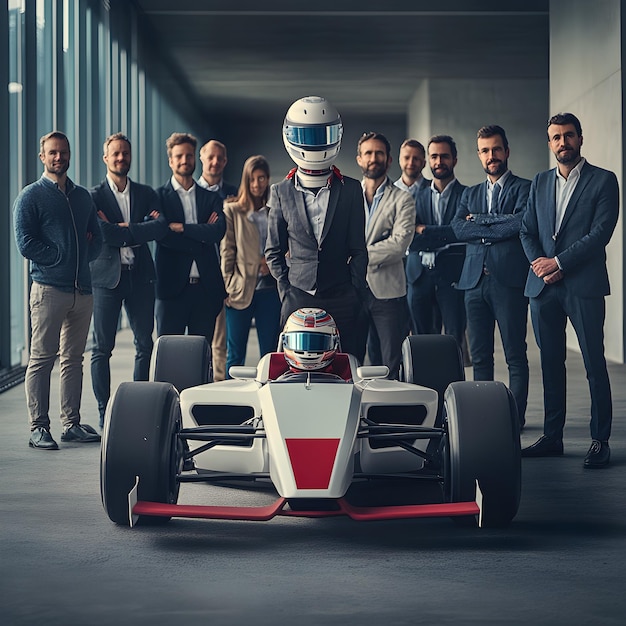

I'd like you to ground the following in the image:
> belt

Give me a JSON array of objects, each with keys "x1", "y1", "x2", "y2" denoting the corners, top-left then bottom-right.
[
  {"x1": 189, "y1": 277, "x2": 201, "y2": 285},
  {"x1": 120, "y1": 264, "x2": 134, "y2": 271}
]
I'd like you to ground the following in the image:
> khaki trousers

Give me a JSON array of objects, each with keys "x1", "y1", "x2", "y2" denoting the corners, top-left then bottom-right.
[{"x1": 25, "y1": 283, "x2": 93, "y2": 430}]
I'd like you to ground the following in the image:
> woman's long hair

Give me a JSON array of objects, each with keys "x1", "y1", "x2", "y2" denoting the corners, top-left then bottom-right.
[{"x1": 235, "y1": 155, "x2": 270, "y2": 211}]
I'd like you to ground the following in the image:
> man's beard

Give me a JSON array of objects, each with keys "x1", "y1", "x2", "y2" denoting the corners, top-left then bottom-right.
[
  {"x1": 556, "y1": 147, "x2": 580, "y2": 164},
  {"x1": 484, "y1": 159, "x2": 507, "y2": 177},
  {"x1": 431, "y1": 166, "x2": 452, "y2": 180},
  {"x1": 110, "y1": 163, "x2": 130, "y2": 176},
  {"x1": 362, "y1": 163, "x2": 387, "y2": 179}
]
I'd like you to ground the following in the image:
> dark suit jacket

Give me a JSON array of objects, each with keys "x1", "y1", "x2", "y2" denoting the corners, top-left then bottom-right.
[
  {"x1": 406, "y1": 179, "x2": 467, "y2": 284},
  {"x1": 452, "y1": 173, "x2": 531, "y2": 290},
  {"x1": 265, "y1": 170, "x2": 368, "y2": 300},
  {"x1": 90, "y1": 180, "x2": 167, "y2": 289},
  {"x1": 155, "y1": 181, "x2": 227, "y2": 300},
  {"x1": 520, "y1": 161, "x2": 619, "y2": 298}
]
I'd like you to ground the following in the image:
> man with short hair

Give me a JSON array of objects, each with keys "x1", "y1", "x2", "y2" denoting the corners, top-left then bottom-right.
[
  {"x1": 452, "y1": 125, "x2": 531, "y2": 428},
  {"x1": 197, "y1": 139, "x2": 238, "y2": 381},
  {"x1": 14, "y1": 131, "x2": 102, "y2": 449},
  {"x1": 394, "y1": 138, "x2": 431, "y2": 200},
  {"x1": 90, "y1": 133, "x2": 167, "y2": 427},
  {"x1": 406, "y1": 135, "x2": 467, "y2": 350},
  {"x1": 356, "y1": 132, "x2": 414, "y2": 378},
  {"x1": 155, "y1": 133, "x2": 227, "y2": 343},
  {"x1": 520, "y1": 113, "x2": 619, "y2": 468},
  {"x1": 197, "y1": 139, "x2": 238, "y2": 199}
]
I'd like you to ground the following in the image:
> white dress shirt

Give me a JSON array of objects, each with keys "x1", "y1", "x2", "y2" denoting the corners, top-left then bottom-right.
[
  {"x1": 171, "y1": 175, "x2": 200, "y2": 279},
  {"x1": 106, "y1": 175, "x2": 135, "y2": 266}
]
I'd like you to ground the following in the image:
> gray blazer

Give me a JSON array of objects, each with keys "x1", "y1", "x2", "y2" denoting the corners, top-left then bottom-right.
[{"x1": 265, "y1": 170, "x2": 368, "y2": 300}]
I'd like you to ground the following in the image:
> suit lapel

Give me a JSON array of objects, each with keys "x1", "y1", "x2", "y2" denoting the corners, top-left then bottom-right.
[
  {"x1": 287, "y1": 178, "x2": 316, "y2": 240},
  {"x1": 366, "y1": 180, "x2": 390, "y2": 240},
  {"x1": 101, "y1": 182, "x2": 125, "y2": 223},
  {"x1": 544, "y1": 169, "x2": 557, "y2": 236},
  {"x1": 129, "y1": 182, "x2": 142, "y2": 223},
  {"x1": 320, "y1": 176, "x2": 339, "y2": 242},
  {"x1": 164, "y1": 182, "x2": 185, "y2": 222}
]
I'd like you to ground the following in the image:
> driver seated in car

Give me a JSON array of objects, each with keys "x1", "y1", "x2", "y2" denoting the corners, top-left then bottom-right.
[{"x1": 278, "y1": 308, "x2": 349, "y2": 380}]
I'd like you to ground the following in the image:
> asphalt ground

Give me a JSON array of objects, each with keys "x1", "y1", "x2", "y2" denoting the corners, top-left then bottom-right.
[{"x1": 1, "y1": 326, "x2": 625, "y2": 625}]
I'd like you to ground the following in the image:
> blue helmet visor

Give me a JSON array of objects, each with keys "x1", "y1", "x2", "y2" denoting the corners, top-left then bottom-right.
[
  {"x1": 283, "y1": 332, "x2": 335, "y2": 352},
  {"x1": 284, "y1": 123, "x2": 343, "y2": 148}
]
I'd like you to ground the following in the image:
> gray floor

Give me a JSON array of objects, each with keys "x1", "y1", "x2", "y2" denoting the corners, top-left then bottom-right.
[{"x1": 1, "y1": 327, "x2": 625, "y2": 626}]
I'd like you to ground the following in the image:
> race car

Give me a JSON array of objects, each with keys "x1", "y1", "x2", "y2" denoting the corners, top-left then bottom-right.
[{"x1": 100, "y1": 331, "x2": 521, "y2": 529}]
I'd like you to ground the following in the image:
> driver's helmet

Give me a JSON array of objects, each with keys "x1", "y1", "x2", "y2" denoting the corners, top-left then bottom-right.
[
  {"x1": 282, "y1": 308, "x2": 339, "y2": 371},
  {"x1": 282, "y1": 96, "x2": 343, "y2": 171}
]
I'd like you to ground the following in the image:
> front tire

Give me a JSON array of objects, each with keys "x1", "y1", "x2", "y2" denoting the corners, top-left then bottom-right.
[
  {"x1": 443, "y1": 381, "x2": 521, "y2": 528},
  {"x1": 101, "y1": 382, "x2": 181, "y2": 525},
  {"x1": 150, "y1": 335, "x2": 212, "y2": 392},
  {"x1": 400, "y1": 334, "x2": 464, "y2": 426}
]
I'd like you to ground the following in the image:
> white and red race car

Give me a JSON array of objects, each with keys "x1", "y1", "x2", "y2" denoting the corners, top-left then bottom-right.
[{"x1": 101, "y1": 334, "x2": 521, "y2": 529}]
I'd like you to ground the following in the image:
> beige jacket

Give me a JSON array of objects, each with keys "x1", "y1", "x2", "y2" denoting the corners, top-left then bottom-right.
[
  {"x1": 365, "y1": 178, "x2": 415, "y2": 299},
  {"x1": 220, "y1": 201, "x2": 263, "y2": 310}
]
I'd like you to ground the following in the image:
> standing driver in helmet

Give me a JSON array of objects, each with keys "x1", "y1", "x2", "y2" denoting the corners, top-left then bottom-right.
[{"x1": 265, "y1": 96, "x2": 368, "y2": 359}]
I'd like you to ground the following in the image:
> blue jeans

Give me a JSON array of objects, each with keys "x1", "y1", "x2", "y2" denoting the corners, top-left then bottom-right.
[
  {"x1": 225, "y1": 288, "x2": 281, "y2": 378},
  {"x1": 91, "y1": 271, "x2": 155, "y2": 424}
]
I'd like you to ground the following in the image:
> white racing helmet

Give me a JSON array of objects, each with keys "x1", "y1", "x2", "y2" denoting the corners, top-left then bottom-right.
[
  {"x1": 282, "y1": 308, "x2": 340, "y2": 371},
  {"x1": 282, "y1": 96, "x2": 343, "y2": 171}
]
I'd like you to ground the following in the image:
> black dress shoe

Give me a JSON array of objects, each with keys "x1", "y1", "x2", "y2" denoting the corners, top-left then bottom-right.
[
  {"x1": 584, "y1": 440, "x2": 610, "y2": 469},
  {"x1": 60, "y1": 424, "x2": 101, "y2": 443},
  {"x1": 29, "y1": 427, "x2": 59, "y2": 450},
  {"x1": 521, "y1": 435, "x2": 563, "y2": 457}
]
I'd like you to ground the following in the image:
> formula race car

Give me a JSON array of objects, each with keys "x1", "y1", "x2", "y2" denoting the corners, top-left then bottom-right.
[{"x1": 101, "y1": 329, "x2": 521, "y2": 529}]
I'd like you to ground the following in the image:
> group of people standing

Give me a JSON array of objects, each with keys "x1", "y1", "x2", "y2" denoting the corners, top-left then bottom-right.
[{"x1": 13, "y1": 97, "x2": 618, "y2": 470}]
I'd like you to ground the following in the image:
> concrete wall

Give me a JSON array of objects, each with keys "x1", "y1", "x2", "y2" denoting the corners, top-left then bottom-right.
[
  {"x1": 407, "y1": 78, "x2": 550, "y2": 186},
  {"x1": 550, "y1": 0, "x2": 624, "y2": 362}
]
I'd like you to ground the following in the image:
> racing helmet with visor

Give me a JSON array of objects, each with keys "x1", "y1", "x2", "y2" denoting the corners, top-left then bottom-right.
[
  {"x1": 282, "y1": 96, "x2": 343, "y2": 171},
  {"x1": 282, "y1": 308, "x2": 339, "y2": 371}
]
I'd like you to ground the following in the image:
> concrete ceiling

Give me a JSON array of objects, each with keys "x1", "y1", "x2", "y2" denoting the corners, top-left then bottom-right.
[{"x1": 134, "y1": 0, "x2": 549, "y2": 126}]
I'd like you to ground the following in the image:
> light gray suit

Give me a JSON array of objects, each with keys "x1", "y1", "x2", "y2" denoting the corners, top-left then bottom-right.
[{"x1": 361, "y1": 178, "x2": 414, "y2": 377}]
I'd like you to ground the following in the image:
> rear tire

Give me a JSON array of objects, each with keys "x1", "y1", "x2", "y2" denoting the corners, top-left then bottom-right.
[
  {"x1": 101, "y1": 382, "x2": 181, "y2": 526},
  {"x1": 150, "y1": 335, "x2": 212, "y2": 392},
  {"x1": 443, "y1": 381, "x2": 521, "y2": 528},
  {"x1": 400, "y1": 334, "x2": 464, "y2": 426}
]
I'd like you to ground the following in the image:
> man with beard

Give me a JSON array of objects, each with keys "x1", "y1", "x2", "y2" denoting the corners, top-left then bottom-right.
[
  {"x1": 13, "y1": 131, "x2": 102, "y2": 449},
  {"x1": 155, "y1": 133, "x2": 226, "y2": 343},
  {"x1": 196, "y1": 139, "x2": 238, "y2": 381},
  {"x1": 452, "y1": 125, "x2": 531, "y2": 429},
  {"x1": 520, "y1": 113, "x2": 619, "y2": 468},
  {"x1": 355, "y1": 132, "x2": 414, "y2": 378},
  {"x1": 394, "y1": 138, "x2": 431, "y2": 200},
  {"x1": 406, "y1": 135, "x2": 467, "y2": 351},
  {"x1": 89, "y1": 133, "x2": 167, "y2": 427}
]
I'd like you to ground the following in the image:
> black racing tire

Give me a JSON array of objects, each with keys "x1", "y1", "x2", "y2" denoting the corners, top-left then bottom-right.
[
  {"x1": 150, "y1": 335, "x2": 212, "y2": 391},
  {"x1": 443, "y1": 381, "x2": 521, "y2": 528},
  {"x1": 400, "y1": 334, "x2": 464, "y2": 426},
  {"x1": 101, "y1": 382, "x2": 182, "y2": 526}
]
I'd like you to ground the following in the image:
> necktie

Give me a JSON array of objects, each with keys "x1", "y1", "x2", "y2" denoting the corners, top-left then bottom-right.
[{"x1": 489, "y1": 183, "x2": 501, "y2": 214}]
